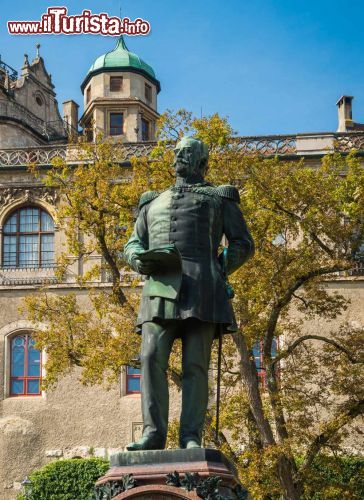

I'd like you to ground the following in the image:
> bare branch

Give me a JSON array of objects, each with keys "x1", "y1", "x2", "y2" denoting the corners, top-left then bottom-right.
[
  {"x1": 309, "y1": 231, "x2": 335, "y2": 258},
  {"x1": 292, "y1": 292, "x2": 310, "y2": 308},
  {"x1": 264, "y1": 264, "x2": 351, "y2": 356},
  {"x1": 272, "y1": 335, "x2": 362, "y2": 366}
]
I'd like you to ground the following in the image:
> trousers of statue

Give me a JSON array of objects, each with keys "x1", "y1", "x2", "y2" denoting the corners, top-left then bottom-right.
[{"x1": 140, "y1": 318, "x2": 216, "y2": 448}]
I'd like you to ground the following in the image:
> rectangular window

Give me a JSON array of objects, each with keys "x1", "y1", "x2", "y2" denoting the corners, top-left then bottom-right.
[
  {"x1": 20, "y1": 208, "x2": 39, "y2": 232},
  {"x1": 110, "y1": 113, "x2": 123, "y2": 136},
  {"x1": 126, "y1": 366, "x2": 141, "y2": 394},
  {"x1": 145, "y1": 83, "x2": 152, "y2": 103},
  {"x1": 110, "y1": 76, "x2": 123, "y2": 92},
  {"x1": 141, "y1": 118, "x2": 150, "y2": 141},
  {"x1": 86, "y1": 86, "x2": 91, "y2": 104},
  {"x1": 19, "y1": 235, "x2": 38, "y2": 267},
  {"x1": 41, "y1": 234, "x2": 54, "y2": 267}
]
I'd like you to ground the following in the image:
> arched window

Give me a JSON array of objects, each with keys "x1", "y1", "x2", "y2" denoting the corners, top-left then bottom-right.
[
  {"x1": 10, "y1": 333, "x2": 42, "y2": 396},
  {"x1": 2, "y1": 206, "x2": 54, "y2": 268}
]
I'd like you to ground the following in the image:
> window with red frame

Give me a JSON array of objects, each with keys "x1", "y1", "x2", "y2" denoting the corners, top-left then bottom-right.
[
  {"x1": 253, "y1": 338, "x2": 278, "y2": 386},
  {"x1": 10, "y1": 334, "x2": 42, "y2": 396},
  {"x1": 126, "y1": 366, "x2": 141, "y2": 394}
]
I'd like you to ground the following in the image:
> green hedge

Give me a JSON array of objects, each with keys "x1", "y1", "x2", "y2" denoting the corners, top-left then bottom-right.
[
  {"x1": 302, "y1": 455, "x2": 364, "y2": 499},
  {"x1": 17, "y1": 458, "x2": 109, "y2": 500}
]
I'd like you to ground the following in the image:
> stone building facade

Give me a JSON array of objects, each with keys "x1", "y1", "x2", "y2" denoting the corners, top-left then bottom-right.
[{"x1": 0, "y1": 37, "x2": 363, "y2": 498}]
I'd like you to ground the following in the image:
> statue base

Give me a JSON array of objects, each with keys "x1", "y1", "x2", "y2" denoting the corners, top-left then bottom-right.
[{"x1": 95, "y1": 448, "x2": 248, "y2": 499}]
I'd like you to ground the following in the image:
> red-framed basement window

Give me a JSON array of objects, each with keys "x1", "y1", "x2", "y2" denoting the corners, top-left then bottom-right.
[
  {"x1": 10, "y1": 334, "x2": 42, "y2": 396},
  {"x1": 253, "y1": 338, "x2": 278, "y2": 387},
  {"x1": 126, "y1": 366, "x2": 141, "y2": 394}
]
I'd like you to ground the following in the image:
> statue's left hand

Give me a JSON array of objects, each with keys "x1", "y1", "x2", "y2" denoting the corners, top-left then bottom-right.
[{"x1": 134, "y1": 258, "x2": 158, "y2": 275}]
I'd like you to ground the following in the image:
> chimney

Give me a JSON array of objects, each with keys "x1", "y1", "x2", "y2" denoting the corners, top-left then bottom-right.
[
  {"x1": 336, "y1": 95, "x2": 354, "y2": 132},
  {"x1": 63, "y1": 100, "x2": 79, "y2": 139}
]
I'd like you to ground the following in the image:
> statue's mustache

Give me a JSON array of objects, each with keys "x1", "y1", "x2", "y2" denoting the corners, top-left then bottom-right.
[{"x1": 174, "y1": 158, "x2": 189, "y2": 166}]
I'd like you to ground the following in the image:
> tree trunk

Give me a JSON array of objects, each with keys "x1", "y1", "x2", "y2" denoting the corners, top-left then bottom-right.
[
  {"x1": 233, "y1": 332, "x2": 302, "y2": 499},
  {"x1": 277, "y1": 455, "x2": 302, "y2": 500},
  {"x1": 232, "y1": 332, "x2": 275, "y2": 446}
]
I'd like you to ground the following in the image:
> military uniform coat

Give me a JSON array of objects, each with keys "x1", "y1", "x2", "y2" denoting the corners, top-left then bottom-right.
[{"x1": 123, "y1": 182, "x2": 254, "y2": 333}]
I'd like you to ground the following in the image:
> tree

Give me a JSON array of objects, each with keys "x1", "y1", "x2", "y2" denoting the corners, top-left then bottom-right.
[{"x1": 24, "y1": 113, "x2": 364, "y2": 499}]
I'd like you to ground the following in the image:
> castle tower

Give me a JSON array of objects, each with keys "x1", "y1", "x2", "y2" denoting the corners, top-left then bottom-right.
[{"x1": 79, "y1": 36, "x2": 161, "y2": 142}]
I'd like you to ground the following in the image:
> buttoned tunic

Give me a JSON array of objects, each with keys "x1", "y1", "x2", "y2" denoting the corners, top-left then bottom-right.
[{"x1": 124, "y1": 183, "x2": 254, "y2": 333}]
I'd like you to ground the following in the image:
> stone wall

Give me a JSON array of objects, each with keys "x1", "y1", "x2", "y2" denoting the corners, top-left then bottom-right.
[
  {"x1": 0, "y1": 122, "x2": 44, "y2": 148},
  {"x1": 0, "y1": 289, "x2": 182, "y2": 499}
]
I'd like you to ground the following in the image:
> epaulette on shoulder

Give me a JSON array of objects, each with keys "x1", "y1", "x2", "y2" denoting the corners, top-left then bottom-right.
[
  {"x1": 215, "y1": 185, "x2": 240, "y2": 203},
  {"x1": 139, "y1": 190, "x2": 159, "y2": 209}
]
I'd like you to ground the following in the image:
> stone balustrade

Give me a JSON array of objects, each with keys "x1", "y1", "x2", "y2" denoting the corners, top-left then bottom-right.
[{"x1": 1, "y1": 132, "x2": 364, "y2": 168}]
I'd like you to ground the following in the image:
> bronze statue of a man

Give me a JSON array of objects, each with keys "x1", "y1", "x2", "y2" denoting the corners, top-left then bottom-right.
[{"x1": 124, "y1": 136, "x2": 254, "y2": 451}]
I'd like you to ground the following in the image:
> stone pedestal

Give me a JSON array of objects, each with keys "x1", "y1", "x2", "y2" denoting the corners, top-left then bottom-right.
[{"x1": 96, "y1": 448, "x2": 247, "y2": 499}]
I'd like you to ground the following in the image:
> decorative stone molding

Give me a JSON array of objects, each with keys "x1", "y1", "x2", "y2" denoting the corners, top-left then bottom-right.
[
  {"x1": 0, "y1": 185, "x2": 58, "y2": 207},
  {"x1": 0, "y1": 266, "x2": 58, "y2": 286},
  {"x1": 0, "y1": 145, "x2": 67, "y2": 167},
  {"x1": 0, "y1": 320, "x2": 46, "y2": 338}
]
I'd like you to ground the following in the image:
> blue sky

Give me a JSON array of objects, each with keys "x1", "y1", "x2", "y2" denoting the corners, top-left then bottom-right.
[{"x1": 1, "y1": 0, "x2": 364, "y2": 136}]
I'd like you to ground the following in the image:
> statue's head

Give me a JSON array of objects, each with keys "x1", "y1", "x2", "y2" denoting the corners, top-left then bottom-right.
[{"x1": 173, "y1": 136, "x2": 209, "y2": 179}]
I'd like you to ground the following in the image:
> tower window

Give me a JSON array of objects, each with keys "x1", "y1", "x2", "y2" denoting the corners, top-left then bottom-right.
[
  {"x1": 86, "y1": 86, "x2": 91, "y2": 104},
  {"x1": 110, "y1": 113, "x2": 123, "y2": 136},
  {"x1": 110, "y1": 76, "x2": 123, "y2": 92},
  {"x1": 10, "y1": 334, "x2": 42, "y2": 397},
  {"x1": 141, "y1": 117, "x2": 150, "y2": 141},
  {"x1": 2, "y1": 206, "x2": 54, "y2": 269},
  {"x1": 145, "y1": 83, "x2": 152, "y2": 103}
]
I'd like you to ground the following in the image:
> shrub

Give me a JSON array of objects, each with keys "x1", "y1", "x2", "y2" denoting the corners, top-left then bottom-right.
[
  {"x1": 17, "y1": 458, "x2": 109, "y2": 500},
  {"x1": 302, "y1": 455, "x2": 364, "y2": 499}
]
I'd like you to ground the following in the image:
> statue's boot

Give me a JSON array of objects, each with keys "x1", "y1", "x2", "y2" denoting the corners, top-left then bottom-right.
[
  {"x1": 179, "y1": 436, "x2": 202, "y2": 449},
  {"x1": 126, "y1": 435, "x2": 165, "y2": 451},
  {"x1": 185, "y1": 440, "x2": 201, "y2": 449}
]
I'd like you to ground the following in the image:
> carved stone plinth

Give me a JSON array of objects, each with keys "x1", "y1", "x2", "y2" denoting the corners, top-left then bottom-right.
[{"x1": 95, "y1": 448, "x2": 248, "y2": 499}]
